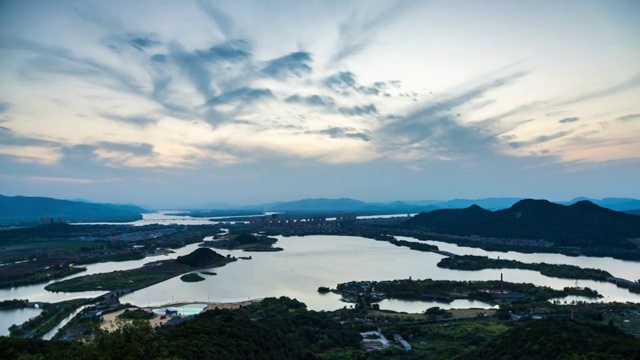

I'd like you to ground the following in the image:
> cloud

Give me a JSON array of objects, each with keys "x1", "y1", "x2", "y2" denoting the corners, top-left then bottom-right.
[
  {"x1": 323, "y1": 71, "x2": 389, "y2": 95},
  {"x1": 207, "y1": 87, "x2": 274, "y2": 105},
  {"x1": 338, "y1": 104, "x2": 378, "y2": 116},
  {"x1": 0, "y1": 102, "x2": 10, "y2": 113},
  {"x1": 617, "y1": 113, "x2": 640, "y2": 121},
  {"x1": 379, "y1": 70, "x2": 530, "y2": 159},
  {"x1": 262, "y1": 51, "x2": 312, "y2": 78},
  {"x1": 97, "y1": 141, "x2": 154, "y2": 156},
  {"x1": 558, "y1": 116, "x2": 579, "y2": 124},
  {"x1": 197, "y1": 0, "x2": 236, "y2": 39},
  {"x1": 23, "y1": 176, "x2": 106, "y2": 184},
  {"x1": 103, "y1": 33, "x2": 161, "y2": 53},
  {"x1": 331, "y1": 0, "x2": 413, "y2": 63},
  {"x1": 284, "y1": 94, "x2": 334, "y2": 107},
  {"x1": 6, "y1": 38, "x2": 144, "y2": 97},
  {"x1": 100, "y1": 113, "x2": 158, "y2": 126},
  {"x1": 150, "y1": 54, "x2": 168, "y2": 63},
  {"x1": 557, "y1": 73, "x2": 640, "y2": 106},
  {"x1": 314, "y1": 127, "x2": 372, "y2": 141},
  {"x1": 168, "y1": 42, "x2": 217, "y2": 101},
  {"x1": 198, "y1": 40, "x2": 251, "y2": 63},
  {"x1": 508, "y1": 130, "x2": 574, "y2": 149}
]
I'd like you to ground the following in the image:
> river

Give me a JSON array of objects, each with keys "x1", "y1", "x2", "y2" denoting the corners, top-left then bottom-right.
[{"x1": 2, "y1": 218, "x2": 640, "y2": 336}]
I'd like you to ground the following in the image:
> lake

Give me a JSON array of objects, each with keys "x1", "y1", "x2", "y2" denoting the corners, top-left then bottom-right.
[{"x1": 2, "y1": 230, "x2": 640, "y2": 336}]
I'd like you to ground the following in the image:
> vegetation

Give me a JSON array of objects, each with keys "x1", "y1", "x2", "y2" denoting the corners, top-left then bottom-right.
[
  {"x1": 2, "y1": 297, "x2": 640, "y2": 359},
  {"x1": 180, "y1": 273, "x2": 205, "y2": 282},
  {"x1": 406, "y1": 199, "x2": 640, "y2": 250},
  {"x1": 175, "y1": 247, "x2": 230, "y2": 267},
  {"x1": 8, "y1": 298, "x2": 88, "y2": 338},
  {"x1": 45, "y1": 248, "x2": 234, "y2": 292},
  {"x1": 201, "y1": 271, "x2": 217, "y2": 276},
  {"x1": 367, "y1": 279, "x2": 602, "y2": 303},
  {"x1": 0, "y1": 299, "x2": 28, "y2": 309},
  {"x1": 318, "y1": 286, "x2": 331, "y2": 293},
  {"x1": 45, "y1": 268, "x2": 179, "y2": 292},
  {"x1": 118, "y1": 309, "x2": 155, "y2": 320},
  {"x1": 438, "y1": 255, "x2": 612, "y2": 281},
  {"x1": 460, "y1": 318, "x2": 640, "y2": 359},
  {"x1": 201, "y1": 232, "x2": 282, "y2": 251},
  {"x1": 0, "y1": 265, "x2": 87, "y2": 289}
]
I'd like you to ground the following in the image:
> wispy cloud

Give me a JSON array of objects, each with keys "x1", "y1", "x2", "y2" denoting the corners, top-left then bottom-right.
[
  {"x1": 558, "y1": 116, "x2": 579, "y2": 124},
  {"x1": 338, "y1": 104, "x2": 378, "y2": 116},
  {"x1": 617, "y1": 113, "x2": 640, "y2": 121},
  {"x1": 330, "y1": 0, "x2": 413, "y2": 64},
  {"x1": 284, "y1": 94, "x2": 334, "y2": 107},
  {"x1": 557, "y1": 73, "x2": 640, "y2": 106},
  {"x1": 309, "y1": 127, "x2": 372, "y2": 142},
  {"x1": 262, "y1": 51, "x2": 312, "y2": 79},
  {"x1": 22, "y1": 176, "x2": 121, "y2": 184}
]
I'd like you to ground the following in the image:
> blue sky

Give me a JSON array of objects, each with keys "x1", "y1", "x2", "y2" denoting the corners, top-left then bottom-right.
[{"x1": 0, "y1": 0, "x2": 639, "y2": 208}]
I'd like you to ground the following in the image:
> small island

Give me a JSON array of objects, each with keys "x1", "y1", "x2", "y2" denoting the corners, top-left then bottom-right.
[
  {"x1": 180, "y1": 273, "x2": 205, "y2": 282},
  {"x1": 201, "y1": 232, "x2": 283, "y2": 252}
]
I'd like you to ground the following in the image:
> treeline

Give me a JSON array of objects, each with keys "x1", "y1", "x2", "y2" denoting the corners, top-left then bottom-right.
[
  {"x1": 0, "y1": 266, "x2": 87, "y2": 290},
  {"x1": 437, "y1": 255, "x2": 612, "y2": 281},
  {"x1": 371, "y1": 279, "x2": 600, "y2": 303},
  {"x1": 460, "y1": 318, "x2": 640, "y2": 359},
  {"x1": 0, "y1": 297, "x2": 361, "y2": 360}
]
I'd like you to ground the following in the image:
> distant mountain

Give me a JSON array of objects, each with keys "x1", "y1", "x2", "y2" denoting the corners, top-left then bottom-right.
[
  {"x1": 261, "y1": 197, "x2": 438, "y2": 214},
  {"x1": 264, "y1": 198, "x2": 369, "y2": 212},
  {"x1": 406, "y1": 199, "x2": 640, "y2": 248},
  {"x1": 561, "y1": 197, "x2": 640, "y2": 211},
  {"x1": 0, "y1": 195, "x2": 146, "y2": 223},
  {"x1": 427, "y1": 197, "x2": 523, "y2": 210},
  {"x1": 627, "y1": 209, "x2": 640, "y2": 216}
]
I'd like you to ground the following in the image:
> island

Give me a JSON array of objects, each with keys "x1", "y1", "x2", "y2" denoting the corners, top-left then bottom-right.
[
  {"x1": 44, "y1": 248, "x2": 236, "y2": 292},
  {"x1": 328, "y1": 278, "x2": 602, "y2": 306},
  {"x1": 200, "y1": 232, "x2": 283, "y2": 252},
  {"x1": 180, "y1": 273, "x2": 205, "y2": 282}
]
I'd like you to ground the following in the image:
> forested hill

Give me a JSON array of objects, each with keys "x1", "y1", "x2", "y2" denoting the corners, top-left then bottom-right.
[
  {"x1": 0, "y1": 195, "x2": 145, "y2": 223},
  {"x1": 460, "y1": 318, "x2": 640, "y2": 360},
  {"x1": 405, "y1": 199, "x2": 640, "y2": 247}
]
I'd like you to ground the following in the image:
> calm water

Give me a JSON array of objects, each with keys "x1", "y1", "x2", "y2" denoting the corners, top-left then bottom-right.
[
  {"x1": 0, "y1": 307, "x2": 41, "y2": 337},
  {"x1": 2, "y1": 232, "x2": 640, "y2": 336}
]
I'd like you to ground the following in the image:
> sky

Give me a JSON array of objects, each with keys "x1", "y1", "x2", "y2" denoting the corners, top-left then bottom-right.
[{"x1": 0, "y1": 0, "x2": 639, "y2": 208}]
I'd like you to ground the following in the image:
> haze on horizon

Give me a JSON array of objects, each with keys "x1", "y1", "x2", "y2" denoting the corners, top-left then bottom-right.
[{"x1": 0, "y1": 0, "x2": 639, "y2": 208}]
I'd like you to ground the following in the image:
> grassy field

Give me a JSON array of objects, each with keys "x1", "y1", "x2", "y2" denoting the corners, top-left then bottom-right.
[{"x1": 45, "y1": 268, "x2": 180, "y2": 292}]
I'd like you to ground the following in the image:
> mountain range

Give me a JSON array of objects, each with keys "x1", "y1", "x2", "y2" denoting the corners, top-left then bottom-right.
[
  {"x1": 254, "y1": 197, "x2": 640, "y2": 214},
  {"x1": 405, "y1": 199, "x2": 640, "y2": 248},
  {"x1": 1, "y1": 194, "x2": 639, "y2": 224},
  {"x1": 0, "y1": 195, "x2": 146, "y2": 223}
]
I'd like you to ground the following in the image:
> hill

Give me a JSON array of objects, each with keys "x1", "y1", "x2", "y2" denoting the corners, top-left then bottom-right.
[
  {"x1": 460, "y1": 318, "x2": 640, "y2": 360},
  {"x1": 175, "y1": 248, "x2": 229, "y2": 267},
  {"x1": 0, "y1": 195, "x2": 145, "y2": 223},
  {"x1": 562, "y1": 197, "x2": 640, "y2": 211},
  {"x1": 406, "y1": 199, "x2": 640, "y2": 248},
  {"x1": 627, "y1": 209, "x2": 640, "y2": 216}
]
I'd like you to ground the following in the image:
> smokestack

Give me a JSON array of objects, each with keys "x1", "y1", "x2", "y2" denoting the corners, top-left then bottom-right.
[{"x1": 500, "y1": 273, "x2": 504, "y2": 293}]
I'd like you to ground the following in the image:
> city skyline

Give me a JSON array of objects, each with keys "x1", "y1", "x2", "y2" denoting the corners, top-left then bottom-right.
[{"x1": 1, "y1": 0, "x2": 639, "y2": 208}]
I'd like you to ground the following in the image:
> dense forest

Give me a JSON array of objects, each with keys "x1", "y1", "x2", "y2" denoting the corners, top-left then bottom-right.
[
  {"x1": 460, "y1": 318, "x2": 640, "y2": 359},
  {"x1": 2, "y1": 297, "x2": 640, "y2": 359}
]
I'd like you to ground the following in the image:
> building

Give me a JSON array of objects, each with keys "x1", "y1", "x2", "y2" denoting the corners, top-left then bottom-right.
[{"x1": 393, "y1": 334, "x2": 412, "y2": 351}]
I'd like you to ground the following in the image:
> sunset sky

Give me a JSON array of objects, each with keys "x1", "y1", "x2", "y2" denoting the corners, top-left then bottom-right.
[{"x1": 1, "y1": 0, "x2": 639, "y2": 208}]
